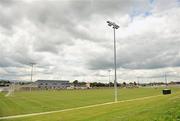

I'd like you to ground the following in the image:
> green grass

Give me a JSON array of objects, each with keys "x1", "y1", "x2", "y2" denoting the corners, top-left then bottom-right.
[{"x1": 0, "y1": 87, "x2": 180, "y2": 121}]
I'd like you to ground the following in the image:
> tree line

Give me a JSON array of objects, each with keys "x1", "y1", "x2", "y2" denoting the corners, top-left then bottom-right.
[{"x1": 72, "y1": 80, "x2": 138, "y2": 87}]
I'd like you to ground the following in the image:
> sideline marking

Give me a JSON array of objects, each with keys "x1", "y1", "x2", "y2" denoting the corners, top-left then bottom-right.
[{"x1": 0, "y1": 95, "x2": 163, "y2": 120}]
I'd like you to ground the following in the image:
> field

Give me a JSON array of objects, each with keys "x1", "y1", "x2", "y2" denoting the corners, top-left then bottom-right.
[{"x1": 0, "y1": 87, "x2": 180, "y2": 121}]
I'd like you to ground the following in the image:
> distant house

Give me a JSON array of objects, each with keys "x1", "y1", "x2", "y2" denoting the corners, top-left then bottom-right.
[{"x1": 36, "y1": 80, "x2": 70, "y2": 89}]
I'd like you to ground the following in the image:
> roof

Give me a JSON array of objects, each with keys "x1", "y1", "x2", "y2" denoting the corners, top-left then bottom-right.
[{"x1": 36, "y1": 80, "x2": 69, "y2": 83}]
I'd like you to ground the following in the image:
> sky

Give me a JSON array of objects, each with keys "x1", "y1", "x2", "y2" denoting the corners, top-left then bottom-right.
[{"x1": 0, "y1": 0, "x2": 180, "y2": 83}]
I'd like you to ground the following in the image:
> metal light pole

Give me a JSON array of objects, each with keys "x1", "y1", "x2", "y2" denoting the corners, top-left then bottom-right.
[
  {"x1": 137, "y1": 76, "x2": 140, "y2": 86},
  {"x1": 30, "y1": 63, "x2": 36, "y2": 91},
  {"x1": 30, "y1": 63, "x2": 36, "y2": 82},
  {"x1": 165, "y1": 72, "x2": 167, "y2": 87},
  {"x1": 108, "y1": 69, "x2": 111, "y2": 87},
  {"x1": 107, "y1": 21, "x2": 119, "y2": 102}
]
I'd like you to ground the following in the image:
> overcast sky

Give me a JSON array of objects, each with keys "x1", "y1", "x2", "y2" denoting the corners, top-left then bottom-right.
[{"x1": 0, "y1": 0, "x2": 180, "y2": 83}]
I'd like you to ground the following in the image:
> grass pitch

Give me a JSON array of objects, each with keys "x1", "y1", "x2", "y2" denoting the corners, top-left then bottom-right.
[{"x1": 0, "y1": 87, "x2": 180, "y2": 121}]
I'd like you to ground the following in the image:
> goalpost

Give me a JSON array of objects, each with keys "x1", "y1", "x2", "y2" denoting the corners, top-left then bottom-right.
[{"x1": 5, "y1": 83, "x2": 21, "y2": 97}]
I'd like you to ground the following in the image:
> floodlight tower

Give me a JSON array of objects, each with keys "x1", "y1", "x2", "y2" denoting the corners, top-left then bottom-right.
[
  {"x1": 108, "y1": 69, "x2": 111, "y2": 87},
  {"x1": 30, "y1": 62, "x2": 36, "y2": 91},
  {"x1": 107, "y1": 21, "x2": 119, "y2": 102},
  {"x1": 30, "y1": 63, "x2": 36, "y2": 82},
  {"x1": 165, "y1": 72, "x2": 168, "y2": 87},
  {"x1": 137, "y1": 76, "x2": 140, "y2": 86}
]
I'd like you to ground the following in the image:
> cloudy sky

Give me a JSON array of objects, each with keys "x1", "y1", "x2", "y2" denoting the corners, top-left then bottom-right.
[{"x1": 0, "y1": 0, "x2": 180, "y2": 83}]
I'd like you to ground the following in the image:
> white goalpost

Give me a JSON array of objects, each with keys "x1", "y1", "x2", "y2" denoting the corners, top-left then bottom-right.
[{"x1": 5, "y1": 83, "x2": 21, "y2": 97}]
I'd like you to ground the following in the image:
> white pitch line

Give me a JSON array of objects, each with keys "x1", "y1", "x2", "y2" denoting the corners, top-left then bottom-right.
[{"x1": 0, "y1": 95, "x2": 163, "y2": 120}]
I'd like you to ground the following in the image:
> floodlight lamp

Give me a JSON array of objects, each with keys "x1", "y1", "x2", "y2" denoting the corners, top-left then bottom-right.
[
  {"x1": 113, "y1": 25, "x2": 119, "y2": 29},
  {"x1": 116, "y1": 26, "x2": 119, "y2": 29},
  {"x1": 108, "y1": 23, "x2": 112, "y2": 26},
  {"x1": 117, "y1": 24, "x2": 120, "y2": 28},
  {"x1": 107, "y1": 21, "x2": 111, "y2": 24}
]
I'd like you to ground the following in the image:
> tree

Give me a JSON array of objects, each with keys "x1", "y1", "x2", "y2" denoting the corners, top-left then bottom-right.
[
  {"x1": 123, "y1": 82, "x2": 126, "y2": 87},
  {"x1": 73, "y1": 80, "x2": 78, "y2": 86},
  {"x1": 129, "y1": 82, "x2": 133, "y2": 85},
  {"x1": 109, "y1": 82, "x2": 114, "y2": 87}
]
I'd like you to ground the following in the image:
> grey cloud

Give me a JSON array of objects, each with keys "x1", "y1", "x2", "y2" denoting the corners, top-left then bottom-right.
[
  {"x1": 87, "y1": 56, "x2": 113, "y2": 70},
  {"x1": 87, "y1": 31, "x2": 180, "y2": 70},
  {"x1": 0, "y1": 57, "x2": 19, "y2": 67},
  {"x1": 0, "y1": 0, "x2": 16, "y2": 6},
  {"x1": 0, "y1": 1, "x2": 25, "y2": 30},
  {"x1": 0, "y1": 0, "x2": 151, "y2": 55},
  {"x1": 0, "y1": 0, "x2": 151, "y2": 38},
  {"x1": 0, "y1": 0, "x2": 180, "y2": 81},
  {"x1": 69, "y1": 0, "x2": 150, "y2": 19}
]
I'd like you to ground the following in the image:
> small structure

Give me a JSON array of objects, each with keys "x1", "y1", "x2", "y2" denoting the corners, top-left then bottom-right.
[
  {"x1": 86, "y1": 82, "x2": 91, "y2": 89},
  {"x1": 0, "y1": 87, "x2": 10, "y2": 92},
  {"x1": 162, "y1": 89, "x2": 171, "y2": 95},
  {"x1": 20, "y1": 83, "x2": 38, "y2": 91},
  {"x1": 36, "y1": 80, "x2": 70, "y2": 89}
]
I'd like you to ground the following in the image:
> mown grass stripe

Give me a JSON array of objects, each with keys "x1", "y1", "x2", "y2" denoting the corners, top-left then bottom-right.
[{"x1": 0, "y1": 94, "x2": 163, "y2": 120}]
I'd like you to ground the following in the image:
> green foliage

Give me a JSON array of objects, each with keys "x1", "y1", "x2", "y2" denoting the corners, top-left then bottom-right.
[{"x1": 0, "y1": 80, "x2": 11, "y2": 86}]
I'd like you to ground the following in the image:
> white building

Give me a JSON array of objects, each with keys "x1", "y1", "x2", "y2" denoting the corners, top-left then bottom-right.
[{"x1": 36, "y1": 80, "x2": 70, "y2": 89}]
